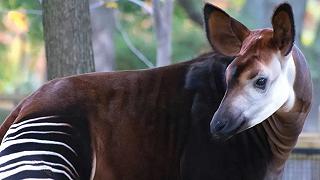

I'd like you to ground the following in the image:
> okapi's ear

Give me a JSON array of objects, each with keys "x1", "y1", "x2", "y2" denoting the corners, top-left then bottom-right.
[
  {"x1": 204, "y1": 3, "x2": 250, "y2": 56},
  {"x1": 272, "y1": 3, "x2": 295, "y2": 56}
]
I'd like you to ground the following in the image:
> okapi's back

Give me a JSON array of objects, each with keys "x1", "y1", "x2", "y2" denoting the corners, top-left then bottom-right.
[{"x1": 0, "y1": 63, "x2": 186, "y2": 144}]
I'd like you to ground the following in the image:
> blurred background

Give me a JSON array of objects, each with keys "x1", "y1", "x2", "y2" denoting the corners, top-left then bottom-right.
[{"x1": 0, "y1": 0, "x2": 319, "y2": 131}]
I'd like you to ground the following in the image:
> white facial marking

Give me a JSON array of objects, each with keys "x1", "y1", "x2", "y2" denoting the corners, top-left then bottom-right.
[
  {"x1": 230, "y1": 52, "x2": 296, "y2": 133},
  {"x1": 278, "y1": 52, "x2": 296, "y2": 112}
]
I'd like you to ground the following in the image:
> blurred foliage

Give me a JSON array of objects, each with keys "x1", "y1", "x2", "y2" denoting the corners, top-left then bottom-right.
[
  {"x1": 0, "y1": 0, "x2": 42, "y2": 44},
  {"x1": 301, "y1": 0, "x2": 320, "y2": 79},
  {"x1": 0, "y1": 109, "x2": 9, "y2": 123},
  {"x1": 116, "y1": 2, "x2": 207, "y2": 70},
  {"x1": 0, "y1": 0, "x2": 43, "y2": 95}
]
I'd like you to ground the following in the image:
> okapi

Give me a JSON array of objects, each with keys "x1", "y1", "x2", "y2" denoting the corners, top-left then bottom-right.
[{"x1": 0, "y1": 2, "x2": 312, "y2": 180}]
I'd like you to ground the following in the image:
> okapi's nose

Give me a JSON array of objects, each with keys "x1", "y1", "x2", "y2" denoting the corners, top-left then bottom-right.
[
  {"x1": 212, "y1": 120, "x2": 227, "y2": 132},
  {"x1": 210, "y1": 108, "x2": 245, "y2": 138},
  {"x1": 210, "y1": 113, "x2": 229, "y2": 135}
]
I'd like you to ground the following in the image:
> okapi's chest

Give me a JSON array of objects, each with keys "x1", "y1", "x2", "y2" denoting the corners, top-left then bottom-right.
[{"x1": 182, "y1": 124, "x2": 272, "y2": 180}]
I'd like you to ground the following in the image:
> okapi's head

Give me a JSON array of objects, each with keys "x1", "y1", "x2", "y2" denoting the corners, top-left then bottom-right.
[{"x1": 205, "y1": 3, "x2": 297, "y2": 139}]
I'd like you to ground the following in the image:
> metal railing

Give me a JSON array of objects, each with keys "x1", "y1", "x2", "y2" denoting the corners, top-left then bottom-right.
[{"x1": 283, "y1": 148, "x2": 320, "y2": 180}]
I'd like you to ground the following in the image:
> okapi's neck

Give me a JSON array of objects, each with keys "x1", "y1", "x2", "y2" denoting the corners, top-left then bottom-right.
[{"x1": 262, "y1": 46, "x2": 312, "y2": 177}]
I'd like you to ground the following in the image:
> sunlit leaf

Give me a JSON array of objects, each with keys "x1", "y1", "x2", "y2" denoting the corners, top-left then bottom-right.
[{"x1": 4, "y1": 10, "x2": 29, "y2": 33}]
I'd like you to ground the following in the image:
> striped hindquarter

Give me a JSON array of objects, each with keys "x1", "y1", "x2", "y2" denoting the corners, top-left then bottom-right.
[{"x1": 0, "y1": 116, "x2": 92, "y2": 180}]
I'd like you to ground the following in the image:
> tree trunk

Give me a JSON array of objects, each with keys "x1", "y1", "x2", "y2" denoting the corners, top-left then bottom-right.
[
  {"x1": 91, "y1": 0, "x2": 116, "y2": 72},
  {"x1": 177, "y1": 0, "x2": 203, "y2": 26},
  {"x1": 43, "y1": 0, "x2": 95, "y2": 80},
  {"x1": 153, "y1": 0, "x2": 174, "y2": 67}
]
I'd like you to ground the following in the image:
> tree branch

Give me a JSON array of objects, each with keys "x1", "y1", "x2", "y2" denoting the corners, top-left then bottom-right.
[{"x1": 177, "y1": 0, "x2": 203, "y2": 26}]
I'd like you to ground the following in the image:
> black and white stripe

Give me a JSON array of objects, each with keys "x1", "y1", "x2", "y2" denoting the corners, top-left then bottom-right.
[{"x1": 0, "y1": 116, "x2": 86, "y2": 180}]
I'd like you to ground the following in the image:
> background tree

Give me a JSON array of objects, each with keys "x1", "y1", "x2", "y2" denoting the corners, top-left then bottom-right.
[
  {"x1": 152, "y1": 0, "x2": 174, "y2": 67},
  {"x1": 42, "y1": 0, "x2": 95, "y2": 80},
  {"x1": 91, "y1": 0, "x2": 116, "y2": 72},
  {"x1": 177, "y1": 0, "x2": 203, "y2": 26}
]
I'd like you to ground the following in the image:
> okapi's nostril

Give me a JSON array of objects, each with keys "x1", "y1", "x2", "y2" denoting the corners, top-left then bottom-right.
[{"x1": 214, "y1": 120, "x2": 227, "y2": 132}]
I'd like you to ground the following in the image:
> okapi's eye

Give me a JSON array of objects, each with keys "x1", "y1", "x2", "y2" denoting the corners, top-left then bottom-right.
[{"x1": 255, "y1": 77, "x2": 267, "y2": 90}]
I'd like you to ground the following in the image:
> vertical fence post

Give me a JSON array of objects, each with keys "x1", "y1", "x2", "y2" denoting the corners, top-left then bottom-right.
[{"x1": 318, "y1": 105, "x2": 320, "y2": 132}]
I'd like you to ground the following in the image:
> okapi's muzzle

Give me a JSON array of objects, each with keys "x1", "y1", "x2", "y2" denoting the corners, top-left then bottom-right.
[{"x1": 210, "y1": 105, "x2": 247, "y2": 140}]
